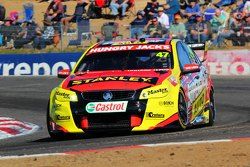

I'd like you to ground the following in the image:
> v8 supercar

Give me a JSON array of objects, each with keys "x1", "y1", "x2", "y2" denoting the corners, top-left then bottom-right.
[{"x1": 47, "y1": 38, "x2": 216, "y2": 139}]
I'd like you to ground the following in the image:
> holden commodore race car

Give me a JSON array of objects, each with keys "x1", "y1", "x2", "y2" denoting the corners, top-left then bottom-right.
[{"x1": 47, "y1": 38, "x2": 216, "y2": 139}]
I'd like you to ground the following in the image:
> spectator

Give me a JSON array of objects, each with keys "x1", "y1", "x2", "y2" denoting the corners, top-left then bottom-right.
[
  {"x1": 214, "y1": 0, "x2": 236, "y2": 8},
  {"x1": 243, "y1": 0, "x2": 250, "y2": 15},
  {"x1": 87, "y1": 0, "x2": 110, "y2": 18},
  {"x1": 61, "y1": 0, "x2": 89, "y2": 34},
  {"x1": 109, "y1": 0, "x2": 129, "y2": 19},
  {"x1": 130, "y1": 10, "x2": 147, "y2": 39},
  {"x1": 144, "y1": 0, "x2": 159, "y2": 20},
  {"x1": 183, "y1": 0, "x2": 201, "y2": 24},
  {"x1": 187, "y1": 13, "x2": 209, "y2": 43},
  {"x1": 99, "y1": 21, "x2": 119, "y2": 41},
  {"x1": 212, "y1": 15, "x2": 234, "y2": 47},
  {"x1": 230, "y1": 13, "x2": 246, "y2": 46},
  {"x1": 179, "y1": 0, "x2": 189, "y2": 10},
  {"x1": 169, "y1": 14, "x2": 187, "y2": 41},
  {"x1": 243, "y1": 14, "x2": 250, "y2": 42},
  {"x1": 0, "y1": 11, "x2": 21, "y2": 47},
  {"x1": 0, "y1": 4, "x2": 6, "y2": 21},
  {"x1": 144, "y1": 16, "x2": 163, "y2": 37},
  {"x1": 231, "y1": 0, "x2": 245, "y2": 13},
  {"x1": 210, "y1": 8, "x2": 228, "y2": 33},
  {"x1": 33, "y1": 25, "x2": 56, "y2": 49},
  {"x1": 157, "y1": 7, "x2": 170, "y2": 29},
  {"x1": 94, "y1": 0, "x2": 108, "y2": 17},
  {"x1": 199, "y1": 0, "x2": 213, "y2": 6},
  {"x1": 162, "y1": 0, "x2": 180, "y2": 23},
  {"x1": 14, "y1": 21, "x2": 39, "y2": 49},
  {"x1": 5, "y1": 11, "x2": 19, "y2": 26},
  {"x1": 203, "y1": 4, "x2": 216, "y2": 22},
  {"x1": 44, "y1": 0, "x2": 64, "y2": 22}
]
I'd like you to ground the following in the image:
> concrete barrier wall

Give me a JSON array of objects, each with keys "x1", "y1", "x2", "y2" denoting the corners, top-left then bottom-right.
[{"x1": 0, "y1": 50, "x2": 250, "y2": 76}]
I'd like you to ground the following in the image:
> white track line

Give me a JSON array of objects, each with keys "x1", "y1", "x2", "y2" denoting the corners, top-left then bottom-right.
[
  {"x1": 141, "y1": 139, "x2": 232, "y2": 147},
  {"x1": 0, "y1": 153, "x2": 66, "y2": 160}
]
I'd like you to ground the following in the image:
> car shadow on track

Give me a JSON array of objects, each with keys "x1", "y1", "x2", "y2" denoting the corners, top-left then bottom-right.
[{"x1": 32, "y1": 122, "x2": 208, "y2": 142}]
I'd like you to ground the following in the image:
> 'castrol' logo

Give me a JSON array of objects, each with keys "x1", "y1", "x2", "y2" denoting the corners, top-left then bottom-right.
[{"x1": 86, "y1": 101, "x2": 128, "y2": 113}]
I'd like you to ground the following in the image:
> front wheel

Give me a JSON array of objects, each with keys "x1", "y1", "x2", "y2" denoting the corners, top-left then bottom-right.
[{"x1": 177, "y1": 91, "x2": 188, "y2": 130}]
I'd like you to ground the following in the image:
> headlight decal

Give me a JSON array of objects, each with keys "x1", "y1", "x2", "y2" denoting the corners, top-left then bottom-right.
[
  {"x1": 140, "y1": 86, "x2": 169, "y2": 99},
  {"x1": 54, "y1": 88, "x2": 78, "y2": 102}
]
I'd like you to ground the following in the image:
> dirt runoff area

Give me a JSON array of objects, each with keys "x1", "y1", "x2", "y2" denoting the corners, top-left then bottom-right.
[{"x1": 0, "y1": 140, "x2": 249, "y2": 167}]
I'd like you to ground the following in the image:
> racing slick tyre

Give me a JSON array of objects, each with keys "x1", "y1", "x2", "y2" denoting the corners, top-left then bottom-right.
[
  {"x1": 177, "y1": 90, "x2": 188, "y2": 130},
  {"x1": 207, "y1": 90, "x2": 216, "y2": 126},
  {"x1": 46, "y1": 101, "x2": 65, "y2": 140}
]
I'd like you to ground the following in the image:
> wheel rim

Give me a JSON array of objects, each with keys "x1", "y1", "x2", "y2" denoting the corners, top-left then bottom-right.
[{"x1": 178, "y1": 93, "x2": 188, "y2": 126}]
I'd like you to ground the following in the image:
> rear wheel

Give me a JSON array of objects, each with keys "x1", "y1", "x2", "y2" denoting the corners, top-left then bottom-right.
[
  {"x1": 178, "y1": 91, "x2": 188, "y2": 130},
  {"x1": 207, "y1": 90, "x2": 216, "y2": 126}
]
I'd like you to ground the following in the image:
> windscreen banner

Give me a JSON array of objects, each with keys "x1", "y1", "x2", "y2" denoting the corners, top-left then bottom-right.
[
  {"x1": 0, "y1": 50, "x2": 250, "y2": 76},
  {"x1": 0, "y1": 52, "x2": 82, "y2": 76}
]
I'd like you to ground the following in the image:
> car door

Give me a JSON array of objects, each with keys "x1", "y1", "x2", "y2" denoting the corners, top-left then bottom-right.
[
  {"x1": 177, "y1": 41, "x2": 207, "y2": 122},
  {"x1": 185, "y1": 43, "x2": 208, "y2": 120}
]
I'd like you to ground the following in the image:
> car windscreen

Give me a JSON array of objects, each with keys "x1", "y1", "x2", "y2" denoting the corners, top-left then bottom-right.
[{"x1": 75, "y1": 50, "x2": 173, "y2": 72}]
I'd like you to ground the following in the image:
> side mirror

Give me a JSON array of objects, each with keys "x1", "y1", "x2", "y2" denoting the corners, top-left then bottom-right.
[
  {"x1": 182, "y1": 64, "x2": 200, "y2": 74},
  {"x1": 58, "y1": 69, "x2": 70, "y2": 78}
]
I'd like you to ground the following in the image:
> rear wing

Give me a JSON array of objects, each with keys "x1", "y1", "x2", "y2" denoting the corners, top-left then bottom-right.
[{"x1": 187, "y1": 43, "x2": 208, "y2": 62}]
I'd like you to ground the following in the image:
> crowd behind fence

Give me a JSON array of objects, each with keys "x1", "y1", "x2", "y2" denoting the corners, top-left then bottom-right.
[{"x1": 0, "y1": 0, "x2": 250, "y2": 51}]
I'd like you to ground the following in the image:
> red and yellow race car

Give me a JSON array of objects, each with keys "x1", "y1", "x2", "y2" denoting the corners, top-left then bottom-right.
[{"x1": 47, "y1": 38, "x2": 216, "y2": 139}]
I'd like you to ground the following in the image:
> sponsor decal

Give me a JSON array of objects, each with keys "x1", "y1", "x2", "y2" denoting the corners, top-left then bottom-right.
[
  {"x1": 146, "y1": 112, "x2": 165, "y2": 119},
  {"x1": 147, "y1": 88, "x2": 168, "y2": 95},
  {"x1": 168, "y1": 76, "x2": 178, "y2": 87},
  {"x1": 56, "y1": 91, "x2": 70, "y2": 99},
  {"x1": 112, "y1": 41, "x2": 147, "y2": 45},
  {"x1": 192, "y1": 89, "x2": 205, "y2": 115},
  {"x1": 69, "y1": 76, "x2": 158, "y2": 86},
  {"x1": 111, "y1": 39, "x2": 167, "y2": 46},
  {"x1": 188, "y1": 43, "x2": 205, "y2": 49},
  {"x1": 85, "y1": 101, "x2": 128, "y2": 113},
  {"x1": 187, "y1": 77, "x2": 207, "y2": 102},
  {"x1": 88, "y1": 45, "x2": 170, "y2": 54},
  {"x1": 184, "y1": 64, "x2": 199, "y2": 71},
  {"x1": 56, "y1": 115, "x2": 70, "y2": 120},
  {"x1": 156, "y1": 52, "x2": 169, "y2": 58},
  {"x1": 54, "y1": 104, "x2": 62, "y2": 109},
  {"x1": 159, "y1": 101, "x2": 174, "y2": 106}
]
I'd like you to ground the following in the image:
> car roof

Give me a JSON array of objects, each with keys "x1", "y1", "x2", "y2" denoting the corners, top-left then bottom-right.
[{"x1": 96, "y1": 38, "x2": 172, "y2": 47}]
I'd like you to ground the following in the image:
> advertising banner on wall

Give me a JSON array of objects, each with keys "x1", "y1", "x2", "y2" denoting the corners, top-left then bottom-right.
[
  {"x1": 0, "y1": 50, "x2": 249, "y2": 76},
  {"x1": 206, "y1": 50, "x2": 250, "y2": 76},
  {"x1": 0, "y1": 52, "x2": 82, "y2": 76}
]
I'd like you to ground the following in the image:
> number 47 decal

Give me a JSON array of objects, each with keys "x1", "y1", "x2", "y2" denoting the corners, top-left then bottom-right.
[{"x1": 156, "y1": 52, "x2": 169, "y2": 58}]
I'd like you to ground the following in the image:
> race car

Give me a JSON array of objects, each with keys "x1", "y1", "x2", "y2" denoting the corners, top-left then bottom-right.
[{"x1": 47, "y1": 38, "x2": 216, "y2": 139}]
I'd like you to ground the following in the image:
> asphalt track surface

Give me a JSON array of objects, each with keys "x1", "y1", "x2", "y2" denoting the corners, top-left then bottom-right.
[{"x1": 0, "y1": 77, "x2": 249, "y2": 156}]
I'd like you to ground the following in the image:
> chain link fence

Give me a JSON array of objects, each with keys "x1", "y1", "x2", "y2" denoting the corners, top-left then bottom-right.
[{"x1": 0, "y1": 21, "x2": 249, "y2": 52}]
